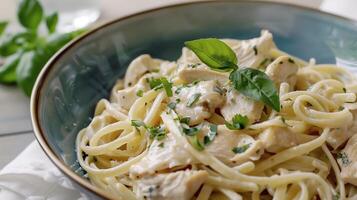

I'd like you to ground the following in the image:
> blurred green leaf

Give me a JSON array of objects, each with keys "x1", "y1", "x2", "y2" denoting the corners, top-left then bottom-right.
[
  {"x1": 0, "y1": 32, "x2": 37, "y2": 56},
  {"x1": 0, "y1": 52, "x2": 22, "y2": 84},
  {"x1": 18, "y1": 0, "x2": 43, "y2": 30},
  {"x1": 45, "y1": 12, "x2": 58, "y2": 34},
  {"x1": 0, "y1": 21, "x2": 8, "y2": 36},
  {"x1": 16, "y1": 32, "x2": 80, "y2": 96}
]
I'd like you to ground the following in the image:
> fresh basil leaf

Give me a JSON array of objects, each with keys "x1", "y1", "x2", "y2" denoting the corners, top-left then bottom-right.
[
  {"x1": 225, "y1": 114, "x2": 249, "y2": 130},
  {"x1": 185, "y1": 38, "x2": 238, "y2": 72},
  {"x1": 16, "y1": 32, "x2": 78, "y2": 96},
  {"x1": 232, "y1": 143, "x2": 251, "y2": 154},
  {"x1": 230, "y1": 68, "x2": 280, "y2": 111},
  {"x1": 16, "y1": 50, "x2": 49, "y2": 96},
  {"x1": 17, "y1": 0, "x2": 44, "y2": 30},
  {"x1": 186, "y1": 93, "x2": 201, "y2": 107},
  {"x1": 0, "y1": 32, "x2": 37, "y2": 56},
  {"x1": 204, "y1": 124, "x2": 217, "y2": 145},
  {"x1": 45, "y1": 12, "x2": 58, "y2": 34},
  {"x1": 0, "y1": 52, "x2": 22, "y2": 84},
  {"x1": 0, "y1": 21, "x2": 8, "y2": 36},
  {"x1": 188, "y1": 135, "x2": 205, "y2": 151}
]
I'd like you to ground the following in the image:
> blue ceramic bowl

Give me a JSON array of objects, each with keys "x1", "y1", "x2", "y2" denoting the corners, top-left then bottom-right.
[{"x1": 31, "y1": 1, "x2": 357, "y2": 199}]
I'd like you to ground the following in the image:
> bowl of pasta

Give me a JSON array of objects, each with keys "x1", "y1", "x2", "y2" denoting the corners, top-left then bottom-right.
[{"x1": 31, "y1": 1, "x2": 357, "y2": 199}]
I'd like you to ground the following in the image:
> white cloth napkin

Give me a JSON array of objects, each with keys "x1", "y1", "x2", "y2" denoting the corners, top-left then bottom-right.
[{"x1": 0, "y1": 141, "x2": 85, "y2": 200}]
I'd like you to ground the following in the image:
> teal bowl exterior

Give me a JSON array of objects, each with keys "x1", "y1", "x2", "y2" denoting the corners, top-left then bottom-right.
[{"x1": 31, "y1": 1, "x2": 357, "y2": 199}]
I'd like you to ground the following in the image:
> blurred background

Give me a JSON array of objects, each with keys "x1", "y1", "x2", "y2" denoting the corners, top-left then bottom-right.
[{"x1": 0, "y1": 0, "x2": 356, "y2": 168}]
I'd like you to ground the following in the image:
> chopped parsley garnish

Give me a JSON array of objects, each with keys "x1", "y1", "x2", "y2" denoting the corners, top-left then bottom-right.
[
  {"x1": 333, "y1": 192, "x2": 340, "y2": 200},
  {"x1": 167, "y1": 102, "x2": 176, "y2": 110},
  {"x1": 180, "y1": 117, "x2": 191, "y2": 125},
  {"x1": 147, "y1": 126, "x2": 167, "y2": 141},
  {"x1": 186, "y1": 93, "x2": 201, "y2": 107},
  {"x1": 187, "y1": 135, "x2": 205, "y2": 151},
  {"x1": 336, "y1": 152, "x2": 351, "y2": 166},
  {"x1": 136, "y1": 89, "x2": 143, "y2": 97},
  {"x1": 288, "y1": 58, "x2": 295, "y2": 64},
  {"x1": 253, "y1": 45, "x2": 258, "y2": 55},
  {"x1": 232, "y1": 143, "x2": 251, "y2": 154},
  {"x1": 343, "y1": 88, "x2": 346, "y2": 93},
  {"x1": 131, "y1": 120, "x2": 166, "y2": 140},
  {"x1": 131, "y1": 120, "x2": 146, "y2": 129},
  {"x1": 204, "y1": 124, "x2": 217, "y2": 145},
  {"x1": 188, "y1": 63, "x2": 200, "y2": 68},
  {"x1": 182, "y1": 123, "x2": 201, "y2": 136},
  {"x1": 148, "y1": 77, "x2": 173, "y2": 97},
  {"x1": 213, "y1": 85, "x2": 226, "y2": 95},
  {"x1": 225, "y1": 114, "x2": 249, "y2": 130},
  {"x1": 259, "y1": 58, "x2": 269, "y2": 67},
  {"x1": 158, "y1": 143, "x2": 164, "y2": 148}
]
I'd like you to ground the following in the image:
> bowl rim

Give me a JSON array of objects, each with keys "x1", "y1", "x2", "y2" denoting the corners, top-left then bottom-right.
[{"x1": 30, "y1": 0, "x2": 357, "y2": 199}]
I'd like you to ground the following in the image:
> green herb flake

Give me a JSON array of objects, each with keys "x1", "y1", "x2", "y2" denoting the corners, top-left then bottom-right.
[
  {"x1": 213, "y1": 85, "x2": 226, "y2": 95},
  {"x1": 148, "y1": 77, "x2": 173, "y2": 97},
  {"x1": 136, "y1": 89, "x2": 144, "y2": 97},
  {"x1": 225, "y1": 114, "x2": 249, "y2": 130},
  {"x1": 253, "y1": 45, "x2": 258, "y2": 55},
  {"x1": 188, "y1": 135, "x2": 205, "y2": 151},
  {"x1": 204, "y1": 124, "x2": 217, "y2": 145},
  {"x1": 288, "y1": 58, "x2": 295, "y2": 64},
  {"x1": 148, "y1": 126, "x2": 167, "y2": 141},
  {"x1": 188, "y1": 63, "x2": 200, "y2": 68},
  {"x1": 337, "y1": 152, "x2": 351, "y2": 166},
  {"x1": 343, "y1": 88, "x2": 346, "y2": 93},
  {"x1": 131, "y1": 120, "x2": 146, "y2": 128},
  {"x1": 167, "y1": 102, "x2": 176, "y2": 110},
  {"x1": 232, "y1": 143, "x2": 251, "y2": 154},
  {"x1": 182, "y1": 124, "x2": 201, "y2": 136},
  {"x1": 186, "y1": 93, "x2": 201, "y2": 107},
  {"x1": 158, "y1": 143, "x2": 164, "y2": 148},
  {"x1": 180, "y1": 117, "x2": 191, "y2": 125},
  {"x1": 185, "y1": 38, "x2": 238, "y2": 72},
  {"x1": 333, "y1": 192, "x2": 340, "y2": 200}
]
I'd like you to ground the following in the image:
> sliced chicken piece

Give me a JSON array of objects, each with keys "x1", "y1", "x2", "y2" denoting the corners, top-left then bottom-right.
[
  {"x1": 124, "y1": 54, "x2": 171, "y2": 88},
  {"x1": 258, "y1": 127, "x2": 316, "y2": 153},
  {"x1": 265, "y1": 56, "x2": 299, "y2": 89},
  {"x1": 227, "y1": 30, "x2": 276, "y2": 69},
  {"x1": 135, "y1": 170, "x2": 208, "y2": 200},
  {"x1": 130, "y1": 133, "x2": 197, "y2": 177},
  {"x1": 177, "y1": 63, "x2": 229, "y2": 85},
  {"x1": 177, "y1": 30, "x2": 276, "y2": 69},
  {"x1": 220, "y1": 89, "x2": 264, "y2": 123},
  {"x1": 174, "y1": 80, "x2": 225, "y2": 125},
  {"x1": 205, "y1": 125, "x2": 264, "y2": 165},
  {"x1": 339, "y1": 134, "x2": 357, "y2": 186},
  {"x1": 327, "y1": 110, "x2": 357, "y2": 149}
]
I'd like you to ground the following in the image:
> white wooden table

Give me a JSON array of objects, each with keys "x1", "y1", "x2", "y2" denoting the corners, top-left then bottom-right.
[{"x1": 0, "y1": 0, "x2": 336, "y2": 169}]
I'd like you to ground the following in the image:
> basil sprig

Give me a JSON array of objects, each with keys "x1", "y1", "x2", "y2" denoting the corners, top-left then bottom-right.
[
  {"x1": 0, "y1": 0, "x2": 84, "y2": 96},
  {"x1": 185, "y1": 38, "x2": 280, "y2": 111}
]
